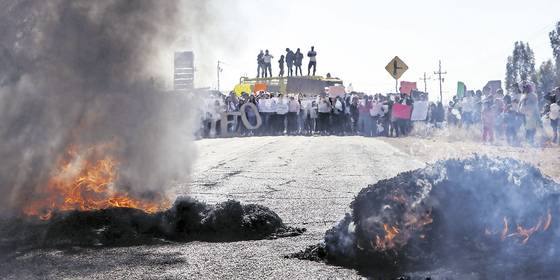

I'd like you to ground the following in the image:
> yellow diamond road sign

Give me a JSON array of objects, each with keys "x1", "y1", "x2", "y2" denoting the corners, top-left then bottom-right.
[{"x1": 385, "y1": 56, "x2": 408, "y2": 80}]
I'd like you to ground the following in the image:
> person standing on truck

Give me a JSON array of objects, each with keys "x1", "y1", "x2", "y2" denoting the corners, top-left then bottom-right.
[
  {"x1": 285, "y1": 48, "x2": 295, "y2": 77},
  {"x1": 263, "y1": 50, "x2": 273, "y2": 78},
  {"x1": 307, "y1": 46, "x2": 317, "y2": 76},
  {"x1": 294, "y1": 48, "x2": 303, "y2": 76},
  {"x1": 278, "y1": 55, "x2": 285, "y2": 77},
  {"x1": 257, "y1": 50, "x2": 264, "y2": 78}
]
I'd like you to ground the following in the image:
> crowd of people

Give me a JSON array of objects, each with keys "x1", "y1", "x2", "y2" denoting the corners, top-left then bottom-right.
[
  {"x1": 199, "y1": 83, "x2": 560, "y2": 147},
  {"x1": 446, "y1": 84, "x2": 560, "y2": 146},
  {"x1": 200, "y1": 90, "x2": 443, "y2": 138},
  {"x1": 257, "y1": 46, "x2": 317, "y2": 78}
]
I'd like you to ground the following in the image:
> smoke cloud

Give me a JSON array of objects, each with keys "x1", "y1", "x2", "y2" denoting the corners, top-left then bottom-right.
[{"x1": 0, "y1": 0, "x2": 207, "y2": 215}]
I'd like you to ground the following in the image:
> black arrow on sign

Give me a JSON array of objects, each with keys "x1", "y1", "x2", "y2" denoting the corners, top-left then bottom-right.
[{"x1": 393, "y1": 59, "x2": 403, "y2": 76}]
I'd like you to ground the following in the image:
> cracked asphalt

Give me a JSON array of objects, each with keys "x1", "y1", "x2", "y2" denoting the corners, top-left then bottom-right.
[{"x1": 0, "y1": 136, "x2": 462, "y2": 279}]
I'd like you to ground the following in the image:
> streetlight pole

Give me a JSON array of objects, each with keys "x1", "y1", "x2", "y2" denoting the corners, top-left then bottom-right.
[{"x1": 217, "y1": 60, "x2": 223, "y2": 92}]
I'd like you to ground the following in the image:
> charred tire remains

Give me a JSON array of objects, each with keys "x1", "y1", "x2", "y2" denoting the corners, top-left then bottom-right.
[
  {"x1": 0, "y1": 198, "x2": 305, "y2": 251},
  {"x1": 290, "y1": 156, "x2": 560, "y2": 278}
]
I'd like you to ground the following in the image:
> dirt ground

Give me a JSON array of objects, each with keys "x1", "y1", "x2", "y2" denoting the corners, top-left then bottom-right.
[{"x1": 384, "y1": 135, "x2": 560, "y2": 181}]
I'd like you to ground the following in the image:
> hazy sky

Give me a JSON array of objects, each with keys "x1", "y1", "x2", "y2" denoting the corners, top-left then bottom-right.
[{"x1": 189, "y1": 0, "x2": 559, "y2": 101}]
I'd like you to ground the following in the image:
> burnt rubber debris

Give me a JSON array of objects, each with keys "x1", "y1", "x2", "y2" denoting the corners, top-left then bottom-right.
[
  {"x1": 0, "y1": 197, "x2": 305, "y2": 251},
  {"x1": 289, "y1": 155, "x2": 560, "y2": 278}
]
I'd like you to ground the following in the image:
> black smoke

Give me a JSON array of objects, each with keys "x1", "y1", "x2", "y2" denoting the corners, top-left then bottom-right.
[
  {"x1": 0, "y1": 0, "x2": 202, "y2": 215},
  {"x1": 291, "y1": 156, "x2": 560, "y2": 278}
]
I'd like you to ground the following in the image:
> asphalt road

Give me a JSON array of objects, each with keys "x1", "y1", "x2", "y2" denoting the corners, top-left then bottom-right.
[{"x1": 1, "y1": 136, "x2": 427, "y2": 279}]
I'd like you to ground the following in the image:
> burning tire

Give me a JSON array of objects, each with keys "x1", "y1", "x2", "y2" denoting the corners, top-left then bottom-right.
[
  {"x1": 0, "y1": 197, "x2": 305, "y2": 251},
  {"x1": 291, "y1": 156, "x2": 560, "y2": 278}
]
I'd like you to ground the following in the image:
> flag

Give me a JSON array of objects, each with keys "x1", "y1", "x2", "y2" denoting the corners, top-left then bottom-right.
[{"x1": 457, "y1": 82, "x2": 466, "y2": 99}]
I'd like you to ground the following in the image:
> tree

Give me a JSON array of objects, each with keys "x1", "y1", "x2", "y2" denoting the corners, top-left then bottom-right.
[
  {"x1": 505, "y1": 41, "x2": 537, "y2": 94},
  {"x1": 505, "y1": 56, "x2": 517, "y2": 93},
  {"x1": 536, "y1": 60, "x2": 557, "y2": 98},
  {"x1": 550, "y1": 21, "x2": 560, "y2": 85}
]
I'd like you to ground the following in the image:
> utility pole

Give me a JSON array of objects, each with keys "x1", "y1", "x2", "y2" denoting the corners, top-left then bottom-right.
[
  {"x1": 217, "y1": 60, "x2": 223, "y2": 92},
  {"x1": 419, "y1": 72, "x2": 430, "y2": 93},
  {"x1": 434, "y1": 60, "x2": 447, "y2": 102}
]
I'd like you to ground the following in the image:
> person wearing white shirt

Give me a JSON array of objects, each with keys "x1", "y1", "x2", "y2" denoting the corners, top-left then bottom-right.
[
  {"x1": 332, "y1": 96, "x2": 345, "y2": 135},
  {"x1": 263, "y1": 50, "x2": 273, "y2": 78},
  {"x1": 287, "y1": 96, "x2": 300, "y2": 134},
  {"x1": 369, "y1": 99, "x2": 383, "y2": 136},
  {"x1": 316, "y1": 94, "x2": 331, "y2": 135},
  {"x1": 461, "y1": 93, "x2": 475, "y2": 127},
  {"x1": 258, "y1": 93, "x2": 273, "y2": 135},
  {"x1": 274, "y1": 95, "x2": 288, "y2": 135}
]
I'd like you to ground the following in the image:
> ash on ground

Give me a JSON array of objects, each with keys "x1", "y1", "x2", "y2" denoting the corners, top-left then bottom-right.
[
  {"x1": 0, "y1": 198, "x2": 305, "y2": 251},
  {"x1": 289, "y1": 155, "x2": 560, "y2": 279}
]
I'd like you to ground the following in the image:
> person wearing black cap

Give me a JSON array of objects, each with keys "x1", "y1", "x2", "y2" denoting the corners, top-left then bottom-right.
[{"x1": 307, "y1": 46, "x2": 317, "y2": 76}]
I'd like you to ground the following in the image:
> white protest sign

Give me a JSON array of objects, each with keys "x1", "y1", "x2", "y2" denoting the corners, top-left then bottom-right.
[
  {"x1": 411, "y1": 100, "x2": 429, "y2": 121},
  {"x1": 328, "y1": 86, "x2": 346, "y2": 98},
  {"x1": 276, "y1": 102, "x2": 289, "y2": 115}
]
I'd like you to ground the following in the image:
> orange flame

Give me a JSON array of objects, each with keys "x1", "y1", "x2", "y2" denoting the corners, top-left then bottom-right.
[
  {"x1": 493, "y1": 212, "x2": 552, "y2": 245},
  {"x1": 500, "y1": 217, "x2": 509, "y2": 240},
  {"x1": 370, "y1": 192, "x2": 434, "y2": 252},
  {"x1": 374, "y1": 224, "x2": 401, "y2": 251},
  {"x1": 23, "y1": 144, "x2": 169, "y2": 220}
]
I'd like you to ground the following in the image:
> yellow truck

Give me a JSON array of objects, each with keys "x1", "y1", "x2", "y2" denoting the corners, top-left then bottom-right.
[{"x1": 235, "y1": 75, "x2": 344, "y2": 96}]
